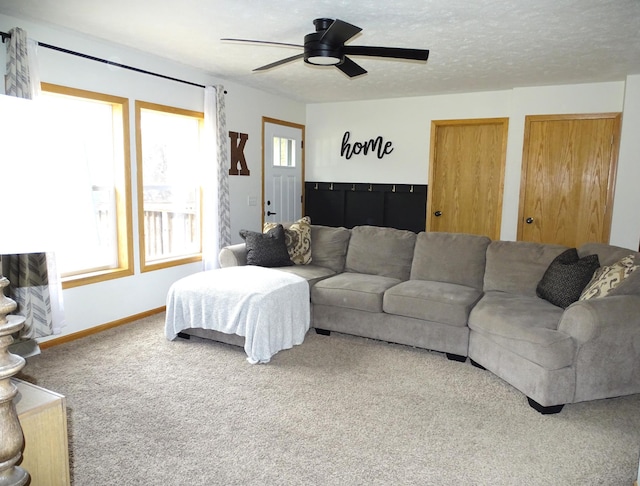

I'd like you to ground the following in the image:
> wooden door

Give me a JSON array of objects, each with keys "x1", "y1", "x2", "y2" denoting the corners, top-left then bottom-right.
[
  {"x1": 517, "y1": 113, "x2": 621, "y2": 247},
  {"x1": 427, "y1": 118, "x2": 508, "y2": 239},
  {"x1": 262, "y1": 117, "x2": 305, "y2": 226}
]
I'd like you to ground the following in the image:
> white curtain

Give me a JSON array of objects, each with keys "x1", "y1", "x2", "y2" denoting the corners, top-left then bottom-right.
[
  {"x1": 202, "y1": 85, "x2": 231, "y2": 270},
  {"x1": 3, "y1": 27, "x2": 65, "y2": 350},
  {"x1": 26, "y1": 38, "x2": 41, "y2": 99}
]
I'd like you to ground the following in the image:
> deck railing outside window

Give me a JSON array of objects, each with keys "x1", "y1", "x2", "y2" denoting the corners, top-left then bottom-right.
[{"x1": 95, "y1": 184, "x2": 198, "y2": 264}]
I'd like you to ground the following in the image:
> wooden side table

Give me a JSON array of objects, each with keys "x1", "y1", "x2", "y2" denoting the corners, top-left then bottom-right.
[{"x1": 13, "y1": 379, "x2": 71, "y2": 486}]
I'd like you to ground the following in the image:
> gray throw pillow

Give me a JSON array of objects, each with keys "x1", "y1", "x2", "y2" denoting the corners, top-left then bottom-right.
[
  {"x1": 536, "y1": 248, "x2": 600, "y2": 308},
  {"x1": 239, "y1": 225, "x2": 293, "y2": 267}
]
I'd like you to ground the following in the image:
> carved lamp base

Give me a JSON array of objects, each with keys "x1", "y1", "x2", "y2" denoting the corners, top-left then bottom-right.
[{"x1": 0, "y1": 276, "x2": 29, "y2": 486}]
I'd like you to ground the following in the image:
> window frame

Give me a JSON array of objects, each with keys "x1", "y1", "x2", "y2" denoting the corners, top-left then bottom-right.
[
  {"x1": 40, "y1": 82, "x2": 134, "y2": 289},
  {"x1": 273, "y1": 136, "x2": 296, "y2": 168},
  {"x1": 135, "y1": 100, "x2": 204, "y2": 272}
]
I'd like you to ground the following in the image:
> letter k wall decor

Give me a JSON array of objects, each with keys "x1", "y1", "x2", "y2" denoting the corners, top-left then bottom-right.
[{"x1": 229, "y1": 131, "x2": 250, "y2": 175}]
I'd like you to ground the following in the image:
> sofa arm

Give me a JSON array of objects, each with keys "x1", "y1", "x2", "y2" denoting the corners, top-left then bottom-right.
[
  {"x1": 558, "y1": 295, "x2": 640, "y2": 344},
  {"x1": 219, "y1": 243, "x2": 247, "y2": 267},
  {"x1": 558, "y1": 295, "x2": 640, "y2": 402}
]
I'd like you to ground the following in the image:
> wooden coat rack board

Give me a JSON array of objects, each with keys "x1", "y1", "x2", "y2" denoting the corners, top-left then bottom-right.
[{"x1": 304, "y1": 182, "x2": 427, "y2": 234}]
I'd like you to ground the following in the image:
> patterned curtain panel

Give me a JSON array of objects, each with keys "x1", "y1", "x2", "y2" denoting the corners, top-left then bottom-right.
[
  {"x1": 5, "y1": 27, "x2": 32, "y2": 99},
  {"x1": 215, "y1": 84, "x2": 231, "y2": 250},
  {"x1": 202, "y1": 85, "x2": 231, "y2": 270},
  {"x1": 1, "y1": 253, "x2": 55, "y2": 340},
  {"x1": 3, "y1": 28, "x2": 59, "y2": 349}
]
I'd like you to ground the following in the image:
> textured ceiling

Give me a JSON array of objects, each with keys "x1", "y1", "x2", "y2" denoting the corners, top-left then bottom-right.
[{"x1": 1, "y1": 0, "x2": 639, "y2": 103}]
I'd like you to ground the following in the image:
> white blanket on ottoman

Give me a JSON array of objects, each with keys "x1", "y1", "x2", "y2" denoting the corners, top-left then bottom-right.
[{"x1": 165, "y1": 266, "x2": 310, "y2": 364}]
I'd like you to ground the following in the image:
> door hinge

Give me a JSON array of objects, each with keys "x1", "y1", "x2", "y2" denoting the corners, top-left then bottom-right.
[{"x1": 301, "y1": 140, "x2": 304, "y2": 149}]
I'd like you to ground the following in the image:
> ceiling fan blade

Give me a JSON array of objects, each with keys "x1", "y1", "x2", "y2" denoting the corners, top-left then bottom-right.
[
  {"x1": 336, "y1": 57, "x2": 367, "y2": 78},
  {"x1": 221, "y1": 38, "x2": 303, "y2": 49},
  {"x1": 254, "y1": 53, "x2": 305, "y2": 72},
  {"x1": 343, "y1": 45, "x2": 429, "y2": 61},
  {"x1": 320, "y1": 19, "x2": 362, "y2": 45}
]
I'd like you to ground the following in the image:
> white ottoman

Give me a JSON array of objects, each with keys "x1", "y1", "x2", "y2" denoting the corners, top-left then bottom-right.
[{"x1": 165, "y1": 266, "x2": 310, "y2": 363}]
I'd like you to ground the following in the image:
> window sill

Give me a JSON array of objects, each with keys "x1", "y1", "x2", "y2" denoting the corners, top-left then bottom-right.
[
  {"x1": 61, "y1": 267, "x2": 134, "y2": 289},
  {"x1": 140, "y1": 254, "x2": 202, "y2": 273}
]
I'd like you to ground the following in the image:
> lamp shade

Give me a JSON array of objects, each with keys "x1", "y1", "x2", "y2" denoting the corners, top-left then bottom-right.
[{"x1": 0, "y1": 94, "x2": 58, "y2": 254}]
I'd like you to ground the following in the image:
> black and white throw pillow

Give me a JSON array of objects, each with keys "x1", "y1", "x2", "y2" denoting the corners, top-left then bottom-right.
[
  {"x1": 239, "y1": 224, "x2": 293, "y2": 267},
  {"x1": 536, "y1": 248, "x2": 600, "y2": 308}
]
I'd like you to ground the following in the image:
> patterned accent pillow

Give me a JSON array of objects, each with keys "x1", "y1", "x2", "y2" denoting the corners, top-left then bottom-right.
[
  {"x1": 580, "y1": 254, "x2": 638, "y2": 300},
  {"x1": 263, "y1": 216, "x2": 312, "y2": 265},
  {"x1": 239, "y1": 224, "x2": 293, "y2": 267},
  {"x1": 536, "y1": 248, "x2": 600, "y2": 308}
]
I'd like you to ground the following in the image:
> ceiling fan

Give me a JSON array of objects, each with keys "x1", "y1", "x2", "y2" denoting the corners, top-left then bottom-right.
[{"x1": 221, "y1": 18, "x2": 430, "y2": 78}]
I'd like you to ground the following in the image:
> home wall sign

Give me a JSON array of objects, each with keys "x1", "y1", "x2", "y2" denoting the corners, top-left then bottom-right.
[
  {"x1": 340, "y1": 131, "x2": 394, "y2": 160},
  {"x1": 228, "y1": 131, "x2": 250, "y2": 176}
]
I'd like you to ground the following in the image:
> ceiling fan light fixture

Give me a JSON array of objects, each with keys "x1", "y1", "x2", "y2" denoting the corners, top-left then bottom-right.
[
  {"x1": 305, "y1": 55, "x2": 342, "y2": 66},
  {"x1": 227, "y1": 18, "x2": 429, "y2": 78},
  {"x1": 303, "y1": 29, "x2": 343, "y2": 66}
]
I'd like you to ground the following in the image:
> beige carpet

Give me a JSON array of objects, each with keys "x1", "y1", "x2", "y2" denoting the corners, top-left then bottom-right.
[{"x1": 17, "y1": 313, "x2": 640, "y2": 485}]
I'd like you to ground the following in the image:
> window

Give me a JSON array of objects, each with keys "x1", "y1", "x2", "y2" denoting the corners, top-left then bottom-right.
[
  {"x1": 273, "y1": 136, "x2": 296, "y2": 167},
  {"x1": 135, "y1": 101, "x2": 204, "y2": 271},
  {"x1": 40, "y1": 83, "x2": 133, "y2": 288}
]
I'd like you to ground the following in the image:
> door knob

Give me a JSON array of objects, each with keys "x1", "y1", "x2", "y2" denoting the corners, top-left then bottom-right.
[
  {"x1": 526, "y1": 217, "x2": 534, "y2": 224},
  {"x1": 267, "y1": 211, "x2": 277, "y2": 216},
  {"x1": 434, "y1": 211, "x2": 442, "y2": 217}
]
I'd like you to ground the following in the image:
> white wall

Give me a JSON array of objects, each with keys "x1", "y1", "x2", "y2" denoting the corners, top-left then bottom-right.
[
  {"x1": 610, "y1": 75, "x2": 640, "y2": 251},
  {"x1": 0, "y1": 14, "x2": 305, "y2": 341},
  {"x1": 306, "y1": 90, "x2": 512, "y2": 184},
  {"x1": 306, "y1": 81, "x2": 640, "y2": 248}
]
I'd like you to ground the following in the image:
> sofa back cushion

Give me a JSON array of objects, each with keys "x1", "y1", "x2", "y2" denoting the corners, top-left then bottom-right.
[
  {"x1": 410, "y1": 232, "x2": 491, "y2": 289},
  {"x1": 310, "y1": 225, "x2": 351, "y2": 273},
  {"x1": 578, "y1": 242, "x2": 639, "y2": 266},
  {"x1": 579, "y1": 243, "x2": 640, "y2": 297},
  {"x1": 484, "y1": 240, "x2": 567, "y2": 296},
  {"x1": 345, "y1": 225, "x2": 417, "y2": 280}
]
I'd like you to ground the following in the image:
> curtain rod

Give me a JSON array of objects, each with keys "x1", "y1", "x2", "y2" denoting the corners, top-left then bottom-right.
[{"x1": 1, "y1": 30, "x2": 227, "y2": 93}]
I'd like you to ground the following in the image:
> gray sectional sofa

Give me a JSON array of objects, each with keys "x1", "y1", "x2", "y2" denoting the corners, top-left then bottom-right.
[{"x1": 219, "y1": 224, "x2": 640, "y2": 414}]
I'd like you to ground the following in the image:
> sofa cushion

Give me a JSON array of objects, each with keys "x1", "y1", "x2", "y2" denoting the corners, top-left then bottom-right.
[
  {"x1": 484, "y1": 240, "x2": 567, "y2": 297},
  {"x1": 536, "y1": 248, "x2": 600, "y2": 308},
  {"x1": 239, "y1": 225, "x2": 293, "y2": 267},
  {"x1": 345, "y1": 225, "x2": 417, "y2": 280},
  {"x1": 383, "y1": 280, "x2": 483, "y2": 327},
  {"x1": 468, "y1": 292, "x2": 573, "y2": 370},
  {"x1": 410, "y1": 232, "x2": 490, "y2": 289},
  {"x1": 578, "y1": 243, "x2": 640, "y2": 297},
  {"x1": 578, "y1": 242, "x2": 640, "y2": 266},
  {"x1": 272, "y1": 264, "x2": 335, "y2": 289},
  {"x1": 310, "y1": 225, "x2": 351, "y2": 273},
  {"x1": 264, "y1": 216, "x2": 312, "y2": 265},
  {"x1": 312, "y1": 273, "x2": 401, "y2": 313}
]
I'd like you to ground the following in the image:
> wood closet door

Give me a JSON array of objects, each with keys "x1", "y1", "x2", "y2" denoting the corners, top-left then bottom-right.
[
  {"x1": 427, "y1": 118, "x2": 508, "y2": 239},
  {"x1": 517, "y1": 113, "x2": 621, "y2": 247}
]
